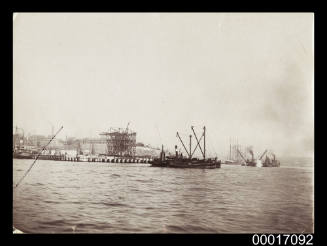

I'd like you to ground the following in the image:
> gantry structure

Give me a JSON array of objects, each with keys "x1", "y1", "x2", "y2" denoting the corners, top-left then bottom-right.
[{"x1": 99, "y1": 123, "x2": 136, "y2": 157}]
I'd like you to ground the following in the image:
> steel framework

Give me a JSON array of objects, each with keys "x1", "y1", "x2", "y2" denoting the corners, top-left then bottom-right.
[{"x1": 99, "y1": 127, "x2": 136, "y2": 157}]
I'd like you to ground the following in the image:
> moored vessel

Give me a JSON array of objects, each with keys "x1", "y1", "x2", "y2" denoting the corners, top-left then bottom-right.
[
  {"x1": 150, "y1": 126, "x2": 221, "y2": 169},
  {"x1": 13, "y1": 151, "x2": 35, "y2": 159},
  {"x1": 13, "y1": 146, "x2": 36, "y2": 159}
]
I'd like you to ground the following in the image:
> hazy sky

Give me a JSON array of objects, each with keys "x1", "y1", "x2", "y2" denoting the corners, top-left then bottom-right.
[{"x1": 13, "y1": 13, "x2": 314, "y2": 158}]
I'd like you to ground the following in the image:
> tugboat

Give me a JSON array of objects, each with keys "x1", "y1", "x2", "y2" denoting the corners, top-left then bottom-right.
[
  {"x1": 237, "y1": 148, "x2": 280, "y2": 167},
  {"x1": 237, "y1": 148, "x2": 267, "y2": 167},
  {"x1": 262, "y1": 152, "x2": 280, "y2": 167},
  {"x1": 13, "y1": 146, "x2": 36, "y2": 159},
  {"x1": 149, "y1": 145, "x2": 169, "y2": 167},
  {"x1": 150, "y1": 126, "x2": 221, "y2": 169},
  {"x1": 13, "y1": 151, "x2": 35, "y2": 159}
]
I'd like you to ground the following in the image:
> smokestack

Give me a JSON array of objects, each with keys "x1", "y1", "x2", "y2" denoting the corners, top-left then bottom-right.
[
  {"x1": 247, "y1": 147, "x2": 254, "y2": 161},
  {"x1": 249, "y1": 150, "x2": 254, "y2": 160}
]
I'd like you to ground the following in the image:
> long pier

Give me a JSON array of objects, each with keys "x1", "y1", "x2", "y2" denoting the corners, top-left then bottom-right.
[{"x1": 18, "y1": 154, "x2": 152, "y2": 163}]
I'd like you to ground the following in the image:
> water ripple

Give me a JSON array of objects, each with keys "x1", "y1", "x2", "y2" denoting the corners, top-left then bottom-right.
[{"x1": 13, "y1": 158, "x2": 314, "y2": 233}]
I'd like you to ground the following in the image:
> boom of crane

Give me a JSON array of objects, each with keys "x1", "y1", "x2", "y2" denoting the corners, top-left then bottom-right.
[
  {"x1": 176, "y1": 126, "x2": 207, "y2": 160},
  {"x1": 237, "y1": 149, "x2": 247, "y2": 163},
  {"x1": 259, "y1": 149, "x2": 268, "y2": 160}
]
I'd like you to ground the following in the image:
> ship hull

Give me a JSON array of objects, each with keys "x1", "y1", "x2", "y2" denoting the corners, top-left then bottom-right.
[
  {"x1": 262, "y1": 161, "x2": 280, "y2": 167},
  {"x1": 169, "y1": 162, "x2": 219, "y2": 169},
  {"x1": 151, "y1": 159, "x2": 221, "y2": 169},
  {"x1": 149, "y1": 160, "x2": 170, "y2": 167},
  {"x1": 245, "y1": 162, "x2": 257, "y2": 167},
  {"x1": 13, "y1": 153, "x2": 35, "y2": 159},
  {"x1": 244, "y1": 159, "x2": 263, "y2": 167}
]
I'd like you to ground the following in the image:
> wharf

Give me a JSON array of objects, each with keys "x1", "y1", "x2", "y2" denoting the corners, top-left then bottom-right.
[{"x1": 14, "y1": 154, "x2": 152, "y2": 163}]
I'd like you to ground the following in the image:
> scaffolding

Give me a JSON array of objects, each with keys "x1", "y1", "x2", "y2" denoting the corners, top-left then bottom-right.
[{"x1": 99, "y1": 127, "x2": 136, "y2": 157}]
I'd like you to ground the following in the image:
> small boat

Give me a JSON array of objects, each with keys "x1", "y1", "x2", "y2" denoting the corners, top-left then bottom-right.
[
  {"x1": 244, "y1": 159, "x2": 261, "y2": 167},
  {"x1": 78, "y1": 155, "x2": 90, "y2": 162},
  {"x1": 149, "y1": 145, "x2": 173, "y2": 167},
  {"x1": 237, "y1": 148, "x2": 265, "y2": 167},
  {"x1": 238, "y1": 148, "x2": 280, "y2": 167},
  {"x1": 13, "y1": 151, "x2": 35, "y2": 159},
  {"x1": 262, "y1": 153, "x2": 280, "y2": 167}
]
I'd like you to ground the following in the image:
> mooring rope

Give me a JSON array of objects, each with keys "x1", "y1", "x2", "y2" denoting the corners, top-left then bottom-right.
[{"x1": 14, "y1": 126, "x2": 64, "y2": 189}]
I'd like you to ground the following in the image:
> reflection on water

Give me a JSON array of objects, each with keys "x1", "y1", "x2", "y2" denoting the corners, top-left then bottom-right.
[{"x1": 13, "y1": 158, "x2": 313, "y2": 233}]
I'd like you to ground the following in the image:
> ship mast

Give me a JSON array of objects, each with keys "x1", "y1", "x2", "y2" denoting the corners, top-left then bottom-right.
[
  {"x1": 191, "y1": 126, "x2": 205, "y2": 158},
  {"x1": 236, "y1": 138, "x2": 239, "y2": 161},
  {"x1": 203, "y1": 126, "x2": 206, "y2": 160},
  {"x1": 176, "y1": 132, "x2": 190, "y2": 157},
  {"x1": 229, "y1": 137, "x2": 231, "y2": 160},
  {"x1": 177, "y1": 126, "x2": 206, "y2": 160},
  {"x1": 189, "y1": 135, "x2": 192, "y2": 159}
]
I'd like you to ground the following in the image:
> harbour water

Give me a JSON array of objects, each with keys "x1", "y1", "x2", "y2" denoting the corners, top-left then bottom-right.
[{"x1": 13, "y1": 157, "x2": 313, "y2": 233}]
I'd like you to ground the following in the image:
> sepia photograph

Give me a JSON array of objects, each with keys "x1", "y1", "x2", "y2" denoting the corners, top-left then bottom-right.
[{"x1": 13, "y1": 13, "x2": 314, "y2": 234}]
